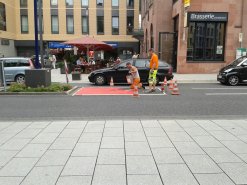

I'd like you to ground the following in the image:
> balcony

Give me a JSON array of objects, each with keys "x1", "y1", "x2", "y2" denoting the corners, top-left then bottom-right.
[{"x1": 132, "y1": 28, "x2": 144, "y2": 40}]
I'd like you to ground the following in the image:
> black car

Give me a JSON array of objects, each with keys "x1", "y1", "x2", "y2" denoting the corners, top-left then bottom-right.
[
  {"x1": 217, "y1": 56, "x2": 247, "y2": 86},
  {"x1": 88, "y1": 59, "x2": 173, "y2": 85}
]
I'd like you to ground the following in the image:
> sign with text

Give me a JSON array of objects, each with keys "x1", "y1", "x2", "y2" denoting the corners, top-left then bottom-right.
[
  {"x1": 188, "y1": 12, "x2": 228, "y2": 22},
  {"x1": 184, "y1": 0, "x2": 190, "y2": 8}
]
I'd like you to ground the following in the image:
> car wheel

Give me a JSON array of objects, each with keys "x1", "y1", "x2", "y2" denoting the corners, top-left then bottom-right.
[
  {"x1": 228, "y1": 75, "x2": 239, "y2": 86},
  {"x1": 94, "y1": 75, "x2": 106, "y2": 86},
  {"x1": 15, "y1": 75, "x2": 25, "y2": 84}
]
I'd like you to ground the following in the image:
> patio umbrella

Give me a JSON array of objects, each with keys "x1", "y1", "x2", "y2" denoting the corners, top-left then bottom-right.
[{"x1": 63, "y1": 36, "x2": 112, "y2": 61}]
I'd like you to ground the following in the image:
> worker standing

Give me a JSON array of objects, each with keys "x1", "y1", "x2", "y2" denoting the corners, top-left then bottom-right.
[{"x1": 148, "y1": 48, "x2": 159, "y2": 93}]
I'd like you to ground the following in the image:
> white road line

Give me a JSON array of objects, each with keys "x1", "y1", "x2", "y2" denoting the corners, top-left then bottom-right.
[
  {"x1": 193, "y1": 88, "x2": 247, "y2": 90},
  {"x1": 206, "y1": 93, "x2": 247, "y2": 96}
]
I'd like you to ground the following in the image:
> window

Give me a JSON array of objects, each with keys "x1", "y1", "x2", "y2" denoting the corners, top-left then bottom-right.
[
  {"x1": 20, "y1": 0, "x2": 27, "y2": 7},
  {"x1": 66, "y1": 15, "x2": 74, "y2": 34},
  {"x1": 81, "y1": 0, "x2": 88, "y2": 6},
  {"x1": 97, "y1": 16, "x2": 104, "y2": 34},
  {"x1": 118, "y1": 60, "x2": 133, "y2": 68},
  {"x1": 187, "y1": 22, "x2": 226, "y2": 61},
  {"x1": 82, "y1": 16, "x2": 89, "y2": 34},
  {"x1": 66, "y1": 0, "x2": 73, "y2": 6},
  {"x1": 127, "y1": 0, "x2": 134, "y2": 7},
  {"x1": 51, "y1": 0, "x2": 58, "y2": 6},
  {"x1": 1, "y1": 39, "x2": 9, "y2": 45},
  {"x1": 97, "y1": 0, "x2": 103, "y2": 7},
  {"x1": 112, "y1": 17, "x2": 119, "y2": 35},
  {"x1": 0, "y1": 3, "x2": 6, "y2": 31},
  {"x1": 112, "y1": 0, "x2": 118, "y2": 7},
  {"x1": 127, "y1": 16, "x2": 134, "y2": 35},
  {"x1": 134, "y1": 60, "x2": 147, "y2": 68},
  {"x1": 21, "y1": 15, "x2": 28, "y2": 33},
  {"x1": 51, "y1": 15, "x2": 59, "y2": 34}
]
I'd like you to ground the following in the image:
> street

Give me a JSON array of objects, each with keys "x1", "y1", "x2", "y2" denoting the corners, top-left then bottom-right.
[{"x1": 0, "y1": 83, "x2": 247, "y2": 120}]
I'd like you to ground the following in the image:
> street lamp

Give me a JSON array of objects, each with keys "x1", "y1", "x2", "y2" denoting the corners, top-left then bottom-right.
[{"x1": 34, "y1": 0, "x2": 40, "y2": 68}]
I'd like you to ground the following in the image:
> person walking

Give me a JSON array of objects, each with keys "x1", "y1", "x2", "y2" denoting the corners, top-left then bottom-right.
[
  {"x1": 148, "y1": 48, "x2": 159, "y2": 93},
  {"x1": 126, "y1": 62, "x2": 145, "y2": 90},
  {"x1": 51, "y1": 54, "x2": 57, "y2": 69}
]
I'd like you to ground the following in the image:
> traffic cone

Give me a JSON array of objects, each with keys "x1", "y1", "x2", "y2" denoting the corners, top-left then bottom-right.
[
  {"x1": 161, "y1": 77, "x2": 167, "y2": 95},
  {"x1": 168, "y1": 79, "x2": 174, "y2": 91},
  {"x1": 110, "y1": 77, "x2": 114, "y2": 86},
  {"x1": 171, "y1": 80, "x2": 180, "y2": 95},
  {"x1": 133, "y1": 86, "x2": 139, "y2": 97}
]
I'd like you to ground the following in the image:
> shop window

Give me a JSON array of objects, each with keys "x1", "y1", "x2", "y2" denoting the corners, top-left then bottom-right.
[
  {"x1": 187, "y1": 22, "x2": 225, "y2": 61},
  {"x1": 97, "y1": 16, "x2": 104, "y2": 34},
  {"x1": 0, "y1": 3, "x2": 6, "y2": 31}
]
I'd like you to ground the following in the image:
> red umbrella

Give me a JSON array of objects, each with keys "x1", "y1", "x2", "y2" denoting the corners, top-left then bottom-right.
[{"x1": 63, "y1": 36, "x2": 112, "y2": 61}]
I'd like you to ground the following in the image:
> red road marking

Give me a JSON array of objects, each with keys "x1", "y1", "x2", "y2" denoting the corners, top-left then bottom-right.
[{"x1": 74, "y1": 87, "x2": 133, "y2": 96}]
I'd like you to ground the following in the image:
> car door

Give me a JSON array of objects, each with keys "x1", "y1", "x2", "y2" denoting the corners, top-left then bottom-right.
[
  {"x1": 240, "y1": 60, "x2": 247, "y2": 82},
  {"x1": 113, "y1": 60, "x2": 133, "y2": 83},
  {"x1": 3, "y1": 60, "x2": 17, "y2": 82},
  {"x1": 133, "y1": 59, "x2": 149, "y2": 83}
]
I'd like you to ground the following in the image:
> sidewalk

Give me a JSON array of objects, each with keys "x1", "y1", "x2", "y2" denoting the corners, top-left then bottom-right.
[
  {"x1": 0, "y1": 119, "x2": 247, "y2": 185},
  {"x1": 51, "y1": 68, "x2": 218, "y2": 84}
]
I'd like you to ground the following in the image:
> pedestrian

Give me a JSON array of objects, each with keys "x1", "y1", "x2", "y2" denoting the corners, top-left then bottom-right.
[
  {"x1": 148, "y1": 48, "x2": 159, "y2": 93},
  {"x1": 51, "y1": 54, "x2": 57, "y2": 69},
  {"x1": 126, "y1": 62, "x2": 145, "y2": 90},
  {"x1": 132, "y1": 52, "x2": 139, "y2": 59},
  {"x1": 115, "y1": 57, "x2": 121, "y2": 65}
]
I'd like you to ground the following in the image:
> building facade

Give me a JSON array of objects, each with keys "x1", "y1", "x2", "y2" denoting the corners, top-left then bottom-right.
[
  {"x1": 0, "y1": 0, "x2": 139, "y2": 59},
  {"x1": 142, "y1": 0, "x2": 247, "y2": 73}
]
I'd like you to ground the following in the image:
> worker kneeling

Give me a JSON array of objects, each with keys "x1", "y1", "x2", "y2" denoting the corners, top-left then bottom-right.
[{"x1": 126, "y1": 62, "x2": 144, "y2": 90}]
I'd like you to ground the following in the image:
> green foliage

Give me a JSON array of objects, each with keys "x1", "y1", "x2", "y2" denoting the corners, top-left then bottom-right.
[{"x1": 7, "y1": 83, "x2": 72, "y2": 93}]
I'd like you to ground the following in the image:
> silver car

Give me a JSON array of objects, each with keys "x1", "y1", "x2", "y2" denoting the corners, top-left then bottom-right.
[{"x1": 0, "y1": 57, "x2": 34, "y2": 84}]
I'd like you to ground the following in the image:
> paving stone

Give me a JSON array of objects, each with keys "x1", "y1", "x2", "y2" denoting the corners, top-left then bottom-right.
[
  {"x1": 221, "y1": 140, "x2": 247, "y2": 154},
  {"x1": 173, "y1": 142, "x2": 205, "y2": 155},
  {"x1": 42, "y1": 125, "x2": 67, "y2": 133},
  {"x1": 184, "y1": 127, "x2": 210, "y2": 136},
  {"x1": 141, "y1": 120, "x2": 161, "y2": 128},
  {"x1": 31, "y1": 133, "x2": 59, "y2": 144},
  {"x1": 105, "y1": 120, "x2": 123, "y2": 128},
  {"x1": 71, "y1": 143, "x2": 100, "y2": 157},
  {"x1": 27, "y1": 122, "x2": 51, "y2": 129},
  {"x1": 0, "y1": 158, "x2": 38, "y2": 176},
  {"x1": 147, "y1": 137, "x2": 173, "y2": 148},
  {"x1": 158, "y1": 163, "x2": 199, "y2": 185},
  {"x1": 126, "y1": 156, "x2": 158, "y2": 175},
  {"x1": 0, "y1": 134, "x2": 14, "y2": 144},
  {"x1": 224, "y1": 126, "x2": 247, "y2": 136},
  {"x1": 212, "y1": 120, "x2": 236, "y2": 127},
  {"x1": 36, "y1": 150, "x2": 71, "y2": 166},
  {"x1": 0, "y1": 138, "x2": 30, "y2": 150},
  {"x1": 237, "y1": 153, "x2": 247, "y2": 163},
  {"x1": 84, "y1": 125, "x2": 104, "y2": 133},
  {"x1": 166, "y1": 132, "x2": 193, "y2": 142},
  {"x1": 14, "y1": 129, "x2": 42, "y2": 139},
  {"x1": 195, "y1": 173, "x2": 235, "y2": 185},
  {"x1": 124, "y1": 132, "x2": 146, "y2": 142},
  {"x1": 183, "y1": 155, "x2": 222, "y2": 173},
  {"x1": 87, "y1": 121, "x2": 105, "y2": 125},
  {"x1": 152, "y1": 148, "x2": 184, "y2": 164},
  {"x1": 78, "y1": 133, "x2": 102, "y2": 143},
  {"x1": 0, "y1": 150, "x2": 18, "y2": 167},
  {"x1": 61, "y1": 157, "x2": 96, "y2": 176},
  {"x1": 219, "y1": 163, "x2": 247, "y2": 184},
  {"x1": 124, "y1": 123, "x2": 143, "y2": 132},
  {"x1": 97, "y1": 149, "x2": 125, "y2": 165},
  {"x1": 92, "y1": 165, "x2": 126, "y2": 185},
  {"x1": 21, "y1": 166, "x2": 63, "y2": 185},
  {"x1": 66, "y1": 121, "x2": 87, "y2": 129},
  {"x1": 204, "y1": 148, "x2": 242, "y2": 163},
  {"x1": 192, "y1": 136, "x2": 224, "y2": 148},
  {"x1": 194, "y1": 120, "x2": 223, "y2": 131},
  {"x1": 57, "y1": 176, "x2": 92, "y2": 185},
  {"x1": 16, "y1": 144, "x2": 49, "y2": 158},
  {"x1": 128, "y1": 175, "x2": 163, "y2": 185},
  {"x1": 237, "y1": 135, "x2": 247, "y2": 142},
  {"x1": 125, "y1": 142, "x2": 152, "y2": 156},
  {"x1": 103, "y1": 128, "x2": 123, "y2": 137},
  {"x1": 209, "y1": 131, "x2": 239, "y2": 141},
  {"x1": 0, "y1": 177, "x2": 23, "y2": 185},
  {"x1": 176, "y1": 120, "x2": 198, "y2": 128},
  {"x1": 144, "y1": 128, "x2": 166, "y2": 137},
  {"x1": 50, "y1": 138, "x2": 77, "y2": 150},
  {"x1": 59, "y1": 129, "x2": 83, "y2": 138},
  {"x1": 2, "y1": 125, "x2": 26, "y2": 134},
  {"x1": 159, "y1": 120, "x2": 184, "y2": 132},
  {"x1": 101, "y1": 137, "x2": 124, "y2": 148}
]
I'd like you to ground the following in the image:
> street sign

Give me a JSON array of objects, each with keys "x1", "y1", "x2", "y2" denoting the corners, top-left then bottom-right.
[{"x1": 184, "y1": 0, "x2": 190, "y2": 7}]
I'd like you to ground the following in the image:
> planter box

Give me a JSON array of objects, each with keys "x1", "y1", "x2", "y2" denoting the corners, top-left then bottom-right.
[
  {"x1": 25, "y1": 69, "x2": 51, "y2": 88},
  {"x1": 72, "y1": 72, "x2": 81, "y2": 80},
  {"x1": 60, "y1": 66, "x2": 71, "y2": 74}
]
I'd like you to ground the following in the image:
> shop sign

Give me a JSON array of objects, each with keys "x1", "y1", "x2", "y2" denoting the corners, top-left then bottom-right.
[
  {"x1": 184, "y1": 0, "x2": 190, "y2": 8},
  {"x1": 106, "y1": 42, "x2": 118, "y2": 48},
  {"x1": 188, "y1": 12, "x2": 228, "y2": 22},
  {"x1": 48, "y1": 42, "x2": 73, "y2": 49}
]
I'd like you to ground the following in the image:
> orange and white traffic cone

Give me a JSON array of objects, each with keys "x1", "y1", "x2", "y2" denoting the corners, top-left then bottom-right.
[
  {"x1": 133, "y1": 86, "x2": 139, "y2": 97},
  {"x1": 171, "y1": 80, "x2": 180, "y2": 95},
  {"x1": 161, "y1": 77, "x2": 167, "y2": 95},
  {"x1": 168, "y1": 79, "x2": 174, "y2": 91},
  {"x1": 110, "y1": 77, "x2": 114, "y2": 86}
]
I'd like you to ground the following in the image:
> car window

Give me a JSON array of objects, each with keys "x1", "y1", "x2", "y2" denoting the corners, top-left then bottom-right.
[
  {"x1": 118, "y1": 61, "x2": 133, "y2": 68},
  {"x1": 4, "y1": 59, "x2": 18, "y2": 67},
  {"x1": 18, "y1": 59, "x2": 30, "y2": 67},
  {"x1": 243, "y1": 60, "x2": 247, "y2": 66},
  {"x1": 159, "y1": 61, "x2": 169, "y2": 67},
  {"x1": 134, "y1": 60, "x2": 147, "y2": 68}
]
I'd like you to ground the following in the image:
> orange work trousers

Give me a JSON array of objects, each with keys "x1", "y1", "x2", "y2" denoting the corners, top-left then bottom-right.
[{"x1": 130, "y1": 78, "x2": 142, "y2": 89}]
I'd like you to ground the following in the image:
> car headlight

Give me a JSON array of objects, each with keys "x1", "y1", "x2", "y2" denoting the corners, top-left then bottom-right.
[{"x1": 224, "y1": 68, "x2": 233, "y2": 73}]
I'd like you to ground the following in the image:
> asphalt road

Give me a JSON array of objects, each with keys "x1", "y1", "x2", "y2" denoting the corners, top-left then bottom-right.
[{"x1": 0, "y1": 83, "x2": 247, "y2": 120}]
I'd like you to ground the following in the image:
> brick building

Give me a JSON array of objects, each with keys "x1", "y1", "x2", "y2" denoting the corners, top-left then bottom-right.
[{"x1": 141, "y1": 0, "x2": 247, "y2": 73}]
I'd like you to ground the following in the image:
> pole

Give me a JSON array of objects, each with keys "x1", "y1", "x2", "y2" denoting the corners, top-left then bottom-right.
[
  {"x1": 1, "y1": 61, "x2": 6, "y2": 92},
  {"x1": 34, "y1": 0, "x2": 40, "y2": 69},
  {"x1": 38, "y1": 0, "x2": 44, "y2": 68}
]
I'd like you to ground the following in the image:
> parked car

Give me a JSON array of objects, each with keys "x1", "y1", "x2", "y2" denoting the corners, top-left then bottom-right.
[
  {"x1": 217, "y1": 56, "x2": 247, "y2": 86},
  {"x1": 0, "y1": 57, "x2": 34, "y2": 84},
  {"x1": 88, "y1": 58, "x2": 173, "y2": 85}
]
